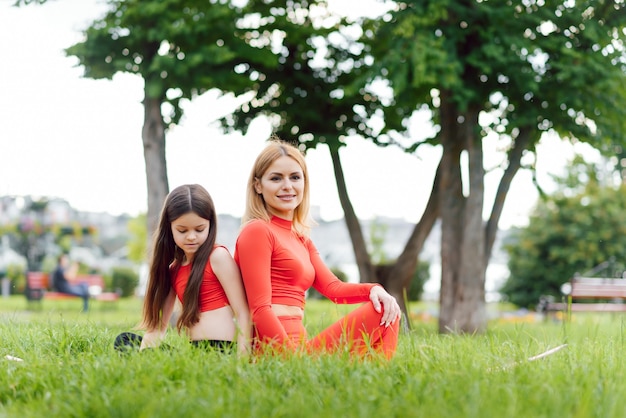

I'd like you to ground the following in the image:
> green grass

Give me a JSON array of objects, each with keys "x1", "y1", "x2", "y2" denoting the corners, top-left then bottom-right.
[{"x1": 1, "y1": 295, "x2": 626, "y2": 417}]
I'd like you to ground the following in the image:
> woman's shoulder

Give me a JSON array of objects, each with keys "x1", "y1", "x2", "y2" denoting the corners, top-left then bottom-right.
[
  {"x1": 239, "y1": 218, "x2": 272, "y2": 236},
  {"x1": 241, "y1": 218, "x2": 269, "y2": 228}
]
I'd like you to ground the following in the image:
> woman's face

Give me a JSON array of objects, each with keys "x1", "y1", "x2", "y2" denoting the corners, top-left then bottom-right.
[
  {"x1": 171, "y1": 212, "x2": 210, "y2": 263},
  {"x1": 255, "y1": 155, "x2": 305, "y2": 220}
]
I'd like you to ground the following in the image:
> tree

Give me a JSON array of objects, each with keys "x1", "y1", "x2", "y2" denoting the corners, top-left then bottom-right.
[
  {"x1": 61, "y1": 0, "x2": 273, "y2": 240},
  {"x1": 221, "y1": 1, "x2": 384, "y2": 281},
  {"x1": 7, "y1": 197, "x2": 99, "y2": 272},
  {"x1": 218, "y1": 1, "x2": 440, "y2": 324},
  {"x1": 14, "y1": 199, "x2": 49, "y2": 271},
  {"x1": 360, "y1": 0, "x2": 626, "y2": 333},
  {"x1": 18, "y1": 0, "x2": 396, "y2": 302},
  {"x1": 502, "y1": 155, "x2": 626, "y2": 308},
  {"x1": 18, "y1": 1, "x2": 626, "y2": 334},
  {"x1": 221, "y1": 1, "x2": 626, "y2": 333}
]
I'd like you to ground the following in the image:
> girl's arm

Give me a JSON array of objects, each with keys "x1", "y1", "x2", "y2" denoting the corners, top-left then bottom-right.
[
  {"x1": 211, "y1": 246, "x2": 252, "y2": 356},
  {"x1": 140, "y1": 288, "x2": 176, "y2": 350}
]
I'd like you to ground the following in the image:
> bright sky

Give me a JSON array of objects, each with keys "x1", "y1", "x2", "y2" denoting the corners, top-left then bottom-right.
[{"x1": 0, "y1": 0, "x2": 599, "y2": 228}]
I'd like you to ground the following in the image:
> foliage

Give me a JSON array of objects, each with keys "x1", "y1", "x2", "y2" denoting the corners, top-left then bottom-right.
[
  {"x1": 368, "y1": 1, "x2": 626, "y2": 151},
  {"x1": 359, "y1": 0, "x2": 626, "y2": 333},
  {"x1": 12, "y1": 0, "x2": 46, "y2": 5},
  {"x1": 1, "y1": 299, "x2": 626, "y2": 417},
  {"x1": 501, "y1": 157, "x2": 626, "y2": 308},
  {"x1": 2, "y1": 197, "x2": 100, "y2": 272},
  {"x1": 366, "y1": 218, "x2": 429, "y2": 301},
  {"x1": 369, "y1": 219, "x2": 389, "y2": 264},
  {"x1": 38, "y1": 255, "x2": 56, "y2": 274},
  {"x1": 62, "y1": 0, "x2": 280, "y2": 239},
  {"x1": 4, "y1": 263, "x2": 26, "y2": 295},
  {"x1": 221, "y1": 0, "x2": 626, "y2": 333},
  {"x1": 126, "y1": 213, "x2": 148, "y2": 264},
  {"x1": 20, "y1": 0, "x2": 626, "y2": 333},
  {"x1": 109, "y1": 266, "x2": 139, "y2": 297},
  {"x1": 330, "y1": 267, "x2": 348, "y2": 283},
  {"x1": 406, "y1": 260, "x2": 429, "y2": 302},
  {"x1": 223, "y1": 0, "x2": 380, "y2": 151},
  {"x1": 65, "y1": 0, "x2": 270, "y2": 126}
]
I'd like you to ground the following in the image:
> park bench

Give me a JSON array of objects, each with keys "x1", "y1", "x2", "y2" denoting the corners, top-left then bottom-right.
[
  {"x1": 25, "y1": 271, "x2": 120, "y2": 308},
  {"x1": 538, "y1": 276, "x2": 626, "y2": 317}
]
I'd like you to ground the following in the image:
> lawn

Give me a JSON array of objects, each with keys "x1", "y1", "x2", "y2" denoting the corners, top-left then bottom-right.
[{"x1": 1, "y1": 295, "x2": 625, "y2": 417}]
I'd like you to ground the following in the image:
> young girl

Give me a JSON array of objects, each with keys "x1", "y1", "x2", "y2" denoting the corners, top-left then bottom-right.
[
  {"x1": 235, "y1": 138, "x2": 401, "y2": 359},
  {"x1": 115, "y1": 184, "x2": 251, "y2": 355}
]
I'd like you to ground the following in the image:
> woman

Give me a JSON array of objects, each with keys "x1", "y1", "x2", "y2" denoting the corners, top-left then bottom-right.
[
  {"x1": 115, "y1": 184, "x2": 251, "y2": 355},
  {"x1": 235, "y1": 138, "x2": 401, "y2": 359}
]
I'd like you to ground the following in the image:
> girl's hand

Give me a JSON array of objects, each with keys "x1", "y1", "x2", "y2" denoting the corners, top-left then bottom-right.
[{"x1": 369, "y1": 286, "x2": 401, "y2": 327}]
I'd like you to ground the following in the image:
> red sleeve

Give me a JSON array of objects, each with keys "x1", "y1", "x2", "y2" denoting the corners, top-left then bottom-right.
[
  {"x1": 306, "y1": 239, "x2": 377, "y2": 303},
  {"x1": 235, "y1": 221, "x2": 296, "y2": 350}
]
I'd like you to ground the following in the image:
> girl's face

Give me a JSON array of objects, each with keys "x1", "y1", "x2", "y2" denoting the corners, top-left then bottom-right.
[
  {"x1": 255, "y1": 155, "x2": 305, "y2": 220},
  {"x1": 171, "y1": 212, "x2": 210, "y2": 263}
]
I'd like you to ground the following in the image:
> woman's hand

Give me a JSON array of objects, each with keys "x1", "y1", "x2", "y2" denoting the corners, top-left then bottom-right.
[{"x1": 369, "y1": 286, "x2": 401, "y2": 327}]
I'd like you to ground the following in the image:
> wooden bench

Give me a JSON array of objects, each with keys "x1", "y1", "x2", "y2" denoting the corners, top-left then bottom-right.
[
  {"x1": 540, "y1": 276, "x2": 626, "y2": 317},
  {"x1": 25, "y1": 271, "x2": 120, "y2": 308}
]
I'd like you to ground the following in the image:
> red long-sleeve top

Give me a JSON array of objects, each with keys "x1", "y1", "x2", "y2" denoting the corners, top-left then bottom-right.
[{"x1": 234, "y1": 216, "x2": 377, "y2": 347}]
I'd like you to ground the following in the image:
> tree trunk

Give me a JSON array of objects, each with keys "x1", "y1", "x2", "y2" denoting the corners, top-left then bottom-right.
[
  {"x1": 328, "y1": 144, "x2": 377, "y2": 283},
  {"x1": 326, "y1": 115, "x2": 527, "y2": 334},
  {"x1": 438, "y1": 117, "x2": 465, "y2": 333},
  {"x1": 456, "y1": 120, "x2": 486, "y2": 333},
  {"x1": 378, "y1": 161, "x2": 441, "y2": 327},
  {"x1": 485, "y1": 128, "x2": 531, "y2": 259},
  {"x1": 142, "y1": 93, "x2": 169, "y2": 243},
  {"x1": 329, "y1": 141, "x2": 440, "y2": 328},
  {"x1": 438, "y1": 101, "x2": 488, "y2": 334}
]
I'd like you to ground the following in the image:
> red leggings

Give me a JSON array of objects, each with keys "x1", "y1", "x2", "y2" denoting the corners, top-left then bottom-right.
[{"x1": 256, "y1": 302, "x2": 399, "y2": 359}]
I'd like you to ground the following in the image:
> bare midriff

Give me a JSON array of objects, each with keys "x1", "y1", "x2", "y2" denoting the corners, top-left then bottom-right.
[
  {"x1": 271, "y1": 304, "x2": 304, "y2": 318},
  {"x1": 188, "y1": 305, "x2": 237, "y2": 341}
]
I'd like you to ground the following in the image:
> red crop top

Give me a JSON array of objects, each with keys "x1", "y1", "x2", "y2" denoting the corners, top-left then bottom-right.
[
  {"x1": 171, "y1": 246, "x2": 230, "y2": 312},
  {"x1": 234, "y1": 216, "x2": 377, "y2": 345}
]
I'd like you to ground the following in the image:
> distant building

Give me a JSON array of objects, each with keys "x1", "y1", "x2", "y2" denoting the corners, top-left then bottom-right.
[{"x1": 0, "y1": 235, "x2": 26, "y2": 272}]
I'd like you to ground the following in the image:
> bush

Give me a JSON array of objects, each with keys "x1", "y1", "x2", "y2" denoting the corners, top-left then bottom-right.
[
  {"x1": 406, "y1": 260, "x2": 430, "y2": 301},
  {"x1": 5, "y1": 263, "x2": 26, "y2": 295},
  {"x1": 109, "y1": 267, "x2": 139, "y2": 298}
]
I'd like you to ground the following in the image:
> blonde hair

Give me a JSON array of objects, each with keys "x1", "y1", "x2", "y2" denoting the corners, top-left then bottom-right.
[{"x1": 242, "y1": 136, "x2": 313, "y2": 236}]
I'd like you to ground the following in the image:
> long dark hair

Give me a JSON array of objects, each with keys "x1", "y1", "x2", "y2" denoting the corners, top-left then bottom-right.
[{"x1": 141, "y1": 184, "x2": 218, "y2": 332}]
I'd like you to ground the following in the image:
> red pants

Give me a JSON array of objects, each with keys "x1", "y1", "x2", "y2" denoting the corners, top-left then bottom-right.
[{"x1": 256, "y1": 302, "x2": 400, "y2": 359}]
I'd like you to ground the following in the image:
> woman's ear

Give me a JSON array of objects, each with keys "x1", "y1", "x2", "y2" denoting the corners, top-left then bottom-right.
[{"x1": 253, "y1": 177, "x2": 262, "y2": 194}]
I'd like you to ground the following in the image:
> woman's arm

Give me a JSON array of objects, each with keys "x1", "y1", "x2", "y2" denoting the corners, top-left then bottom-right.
[
  {"x1": 307, "y1": 239, "x2": 401, "y2": 325},
  {"x1": 307, "y1": 239, "x2": 377, "y2": 303},
  {"x1": 211, "y1": 246, "x2": 252, "y2": 356},
  {"x1": 140, "y1": 288, "x2": 176, "y2": 350}
]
